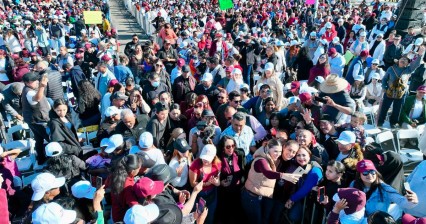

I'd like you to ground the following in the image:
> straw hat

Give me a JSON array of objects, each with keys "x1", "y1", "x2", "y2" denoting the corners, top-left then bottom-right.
[{"x1": 319, "y1": 74, "x2": 349, "y2": 94}]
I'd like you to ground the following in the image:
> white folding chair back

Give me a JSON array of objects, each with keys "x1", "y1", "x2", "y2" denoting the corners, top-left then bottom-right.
[
  {"x1": 3, "y1": 139, "x2": 36, "y2": 172},
  {"x1": 7, "y1": 123, "x2": 30, "y2": 142},
  {"x1": 396, "y1": 129, "x2": 423, "y2": 163},
  {"x1": 375, "y1": 131, "x2": 397, "y2": 152},
  {"x1": 417, "y1": 124, "x2": 425, "y2": 136}
]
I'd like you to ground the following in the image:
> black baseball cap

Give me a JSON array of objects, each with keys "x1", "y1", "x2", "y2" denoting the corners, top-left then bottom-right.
[
  {"x1": 22, "y1": 72, "x2": 39, "y2": 82},
  {"x1": 173, "y1": 138, "x2": 191, "y2": 153}
]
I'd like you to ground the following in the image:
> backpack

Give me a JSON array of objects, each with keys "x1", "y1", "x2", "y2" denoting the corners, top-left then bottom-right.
[{"x1": 386, "y1": 66, "x2": 408, "y2": 99}]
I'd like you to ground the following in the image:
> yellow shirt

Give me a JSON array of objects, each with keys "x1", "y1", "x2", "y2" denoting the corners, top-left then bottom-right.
[{"x1": 102, "y1": 19, "x2": 111, "y2": 32}]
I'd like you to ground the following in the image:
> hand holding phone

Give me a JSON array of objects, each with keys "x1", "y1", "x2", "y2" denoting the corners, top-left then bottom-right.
[
  {"x1": 293, "y1": 166, "x2": 305, "y2": 175},
  {"x1": 96, "y1": 176, "x2": 103, "y2": 190},
  {"x1": 197, "y1": 198, "x2": 206, "y2": 213},
  {"x1": 317, "y1": 186, "x2": 326, "y2": 203},
  {"x1": 404, "y1": 182, "x2": 411, "y2": 192}
]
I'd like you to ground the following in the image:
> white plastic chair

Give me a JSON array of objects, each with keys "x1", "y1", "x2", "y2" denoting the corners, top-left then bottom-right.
[
  {"x1": 396, "y1": 129, "x2": 423, "y2": 164},
  {"x1": 416, "y1": 124, "x2": 425, "y2": 136},
  {"x1": 364, "y1": 105, "x2": 380, "y2": 126},
  {"x1": 3, "y1": 139, "x2": 36, "y2": 172},
  {"x1": 375, "y1": 131, "x2": 397, "y2": 152},
  {"x1": 7, "y1": 123, "x2": 30, "y2": 142},
  {"x1": 364, "y1": 124, "x2": 382, "y2": 137}
]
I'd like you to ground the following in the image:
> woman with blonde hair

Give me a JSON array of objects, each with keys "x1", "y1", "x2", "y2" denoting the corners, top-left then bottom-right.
[{"x1": 255, "y1": 62, "x2": 285, "y2": 110}]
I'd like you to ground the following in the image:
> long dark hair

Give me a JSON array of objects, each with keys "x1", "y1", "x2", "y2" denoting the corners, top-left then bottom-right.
[
  {"x1": 46, "y1": 155, "x2": 74, "y2": 179},
  {"x1": 78, "y1": 80, "x2": 101, "y2": 108},
  {"x1": 353, "y1": 170, "x2": 384, "y2": 201},
  {"x1": 110, "y1": 154, "x2": 141, "y2": 195},
  {"x1": 217, "y1": 135, "x2": 237, "y2": 157}
]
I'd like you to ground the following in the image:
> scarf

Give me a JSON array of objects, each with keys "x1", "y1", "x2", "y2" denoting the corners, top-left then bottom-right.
[{"x1": 220, "y1": 152, "x2": 240, "y2": 175}]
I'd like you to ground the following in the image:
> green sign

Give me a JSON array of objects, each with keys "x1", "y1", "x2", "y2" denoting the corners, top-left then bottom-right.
[{"x1": 219, "y1": 0, "x2": 234, "y2": 10}]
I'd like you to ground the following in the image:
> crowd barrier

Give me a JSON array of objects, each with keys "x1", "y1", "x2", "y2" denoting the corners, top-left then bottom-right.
[{"x1": 123, "y1": 0, "x2": 166, "y2": 35}]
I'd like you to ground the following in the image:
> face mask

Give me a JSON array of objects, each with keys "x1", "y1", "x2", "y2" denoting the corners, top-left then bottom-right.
[{"x1": 152, "y1": 81, "x2": 160, "y2": 87}]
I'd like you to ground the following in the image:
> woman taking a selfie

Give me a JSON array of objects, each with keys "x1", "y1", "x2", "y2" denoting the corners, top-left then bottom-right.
[
  {"x1": 351, "y1": 160, "x2": 418, "y2": 218},
  {"x1": 242, "y1": 139, "x2": 302, "y2": 224}
]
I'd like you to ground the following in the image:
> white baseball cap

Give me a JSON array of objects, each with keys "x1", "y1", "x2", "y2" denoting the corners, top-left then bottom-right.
[
  {"x1": 32, "y1": 202, "x2": 76, "y2": 224},
  {"x1": 201, "y1": 73, "x2": 213, "y2": 82},
  {"x1": 325, "y1": 22, "x2": 332, "y2": 28},
  {"x1": 100, "y1": 138, "x2": 110, "y2": 147},
  {"x1": 372, "y1": 59, "x2": 380, "y2": 65},
  {"x1": 315, "y1": 76, "x2": 325, "y2": 83},
  {"x1": 320, "y1": 39, "x2": 328, "y2": 45},
  {"x1": 354, "y1": 75, "x2": 365, "y2": 81},
  {"x1": 264, "y1": 62, "x2": 274, "y2": 71},
  {"x1": 138, "y1": 132, "x2": 154, "y2": 148},
  {"x1": 232, "y1": 68, "x2": 242, "y2": 75},
  {"x1": 415, "y1": 38, "x2": 423, "y2": 46},
  {"x1": 31, "y1": 173, "x2": 66, "y2": 201},
  {"x1": 310, "y1": 31, "x2": 317, "y2": 37},
  {"x1": 71, "y1": 180, "x2": 96, "y2": 199},
  {"x1": 200, "y1": 144, "x2": 217, "y2": 162},
  {"x1": 376, "y1": 32, "x2": 384, "y2": 38},
  {"x1": 124, "y1": 204, "x2": 160, "y2": 224},
  {"x1": 360, "y1": 32, "x2": 367, "y2": 37},
  {"x1": 290, "y1": 40, "x2": 299, "y2": 46},
  {"x1": 105, "y1": 134, "x2": 124, "y2": 153},
  {"x1": 332, "y1": 37, "x2": 340, "y2": 44},
  {"x1": 289, "y1": 96, "x2": 300, "y2": 104},
  {"x1": 105, "y1": 106, "x2": 121, "y2": 117},
  {"x1": 372, "y1": 73, "x2": 381, "y2": 80},
  {"x1": 45, "y1": 142, "x2": 63, "y2": 157},
  {"x1": 336, "y1": 131, "x2": 356, "y2": 145}
]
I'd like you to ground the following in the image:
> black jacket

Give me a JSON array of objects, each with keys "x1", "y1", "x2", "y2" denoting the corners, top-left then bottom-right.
[
  {"x1": 113, "y1": 114, "x2": 149, "y2": 141},
  {"x1": 1, "y1": 83, "x2": 22, "y2": 117},
  {"x1": 383, "y1": 44, "x2": 404, "y2": 67},
  {"x1": 97, "y1": 118, "x2": 119, "y2": 140},
  {"x1": 48, "y1": 111, "x2": 82, "y2": 156},
  {"x1": 409, "y1": 64, "x2": 426, "y2": 92},
  {"x1": 194, "y1": 84, "x2": 220, "y2": 105},
  {"x1": 69, "y1": 65, "x2": 86, "y2": 98}
]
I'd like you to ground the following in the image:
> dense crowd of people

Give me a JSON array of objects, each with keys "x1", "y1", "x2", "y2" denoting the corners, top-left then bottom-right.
[{"x1": 0, "y1": 0, "x2": 425, "y2": 223}]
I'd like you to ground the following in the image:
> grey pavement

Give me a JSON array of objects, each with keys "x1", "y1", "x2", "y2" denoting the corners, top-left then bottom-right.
[{"x1": 109, "y1": 0, "x2": 145, "y2": 52}]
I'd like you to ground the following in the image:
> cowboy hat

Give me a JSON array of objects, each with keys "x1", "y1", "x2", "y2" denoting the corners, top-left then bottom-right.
[{"x1": 319, "y1": 74, "x2": 349, "y2": 94}]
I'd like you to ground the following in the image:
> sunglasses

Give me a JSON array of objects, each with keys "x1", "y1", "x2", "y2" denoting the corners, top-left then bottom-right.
[
  {"x1": 225, "y1": 144, "x2": 236, "y2": 149},
  {"x1": 362, "y1": 170, "x2": 376, "y2": 176},
  {"x1": 233, "y1": 100, "x2": 242, "y2": 104}
]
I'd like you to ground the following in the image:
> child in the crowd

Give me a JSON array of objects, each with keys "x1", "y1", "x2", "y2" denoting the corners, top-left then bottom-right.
[
  {"x1": 319, "y1": 160, "x2": 347, "y2": 214},
  {"x1": 338, "y1": 112, "x2": 367, "y2": 148},
  {"x1": 86, "y1": 138, "x2": 112, "y2": 180}
]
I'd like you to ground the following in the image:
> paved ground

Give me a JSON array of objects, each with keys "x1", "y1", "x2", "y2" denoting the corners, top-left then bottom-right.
[{"x1": 109, "y1": 0, "x2": 146, "y2": 52}]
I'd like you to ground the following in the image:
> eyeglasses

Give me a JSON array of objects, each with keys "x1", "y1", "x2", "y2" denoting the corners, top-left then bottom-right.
[
  {"x1": 361, "y1": 170, "x2": 376, "y2": 176},
  {"x1": 217, "y1": 96, "x2": 225, "y2": 99},
  {"x1": 233, "y1": 100, "x2": 241, "y2": 104},
  {"x1": 225, "y1": 144, "x2": 236, "y2": 149},
  {"x1": 155, "y1": 64, "x2": 162, "y2": 67}
]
